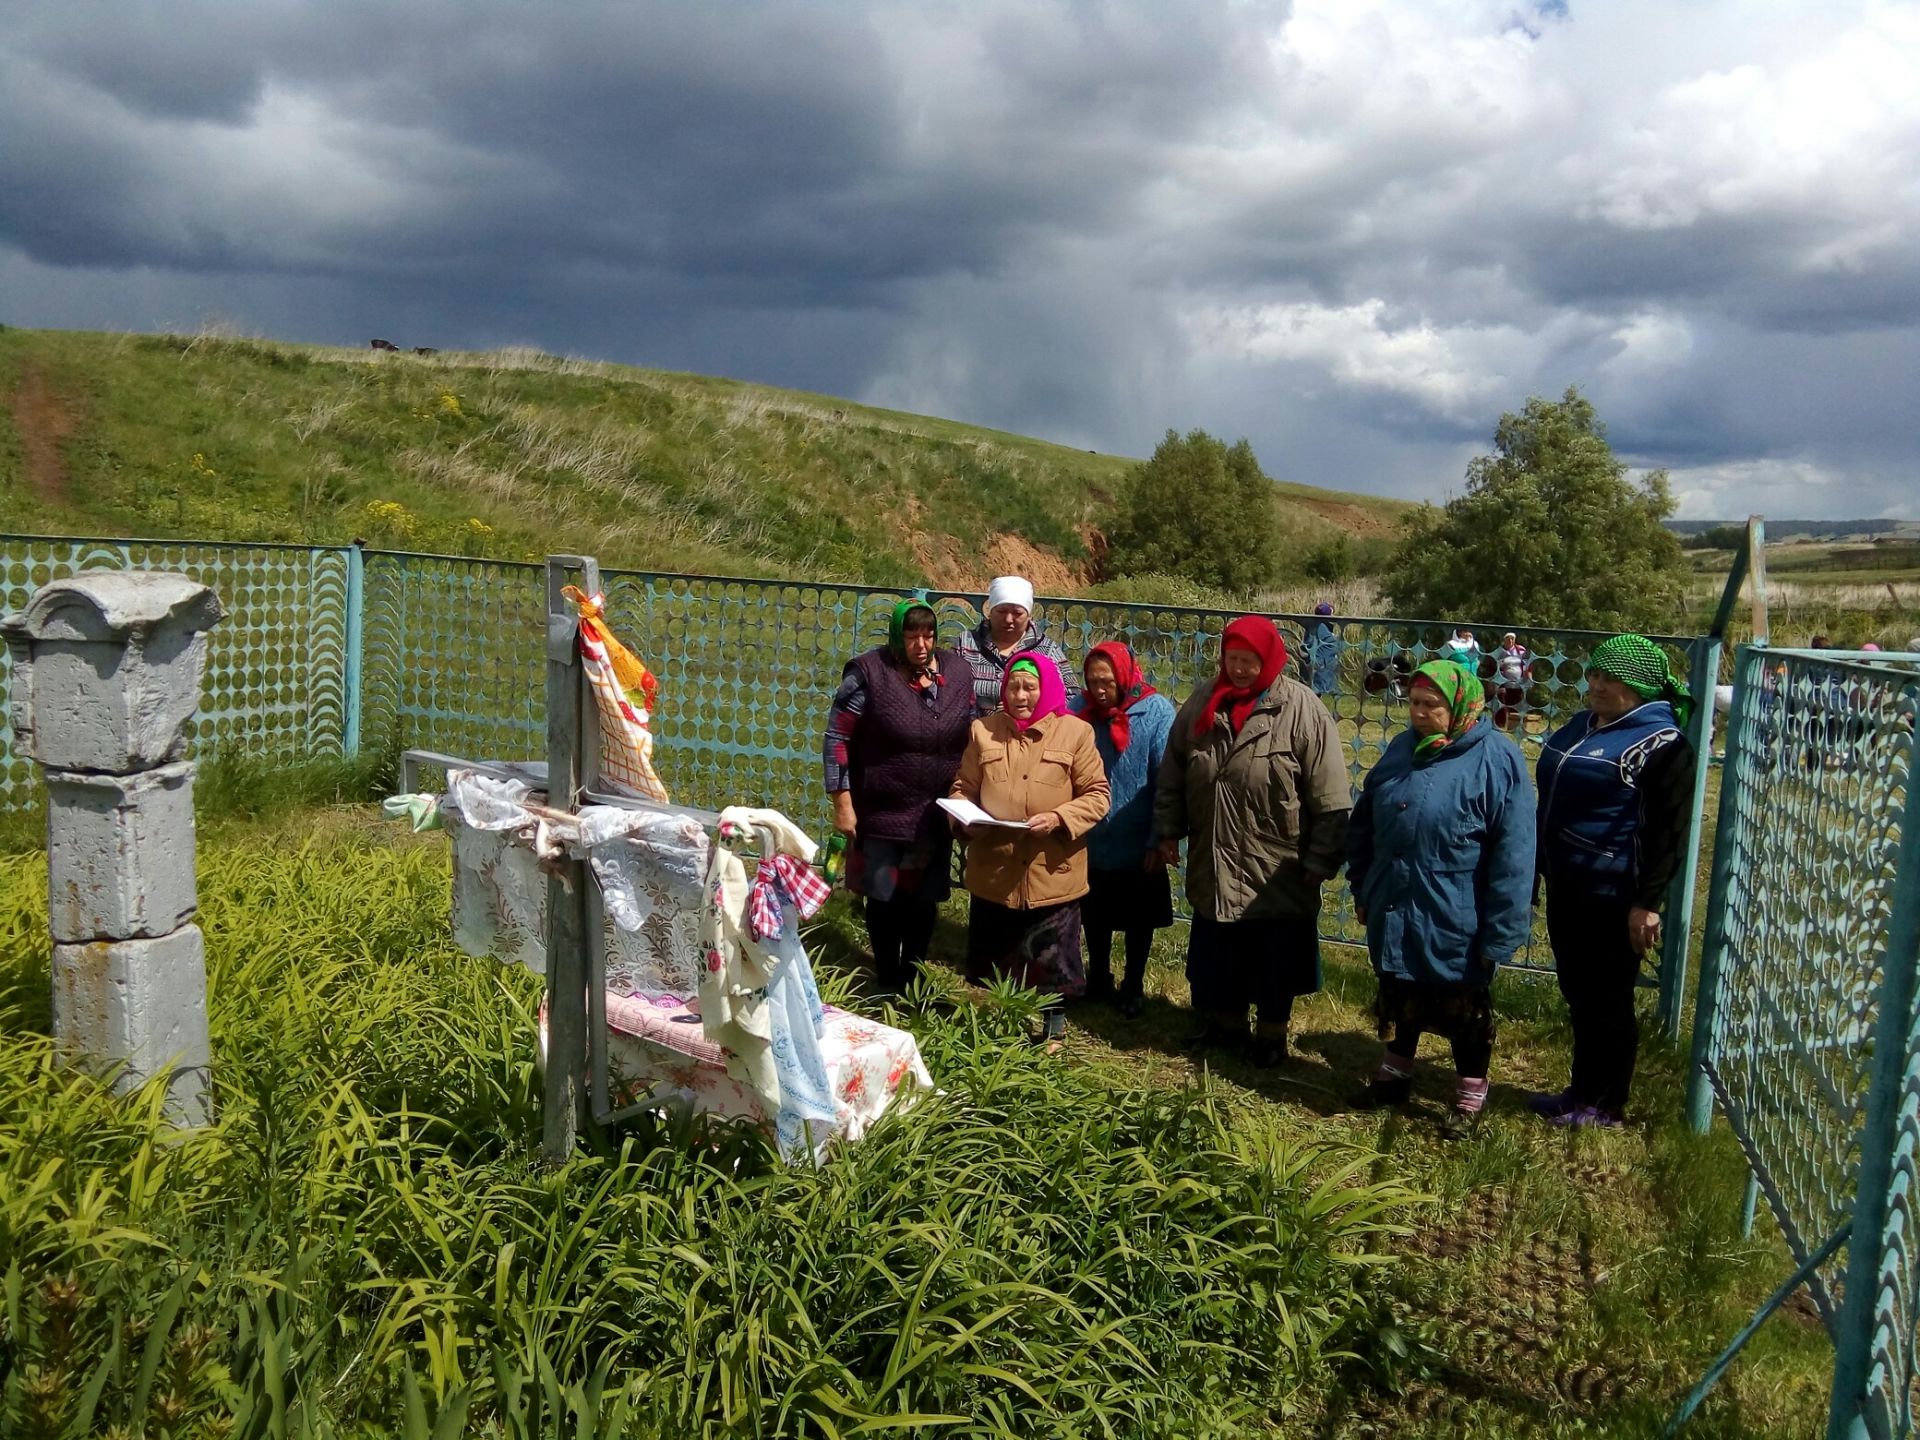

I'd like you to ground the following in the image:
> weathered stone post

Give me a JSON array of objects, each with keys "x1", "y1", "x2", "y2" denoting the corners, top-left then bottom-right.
[{"x1": 2, "y1": 573, "x2": 225, "y2": 1125}]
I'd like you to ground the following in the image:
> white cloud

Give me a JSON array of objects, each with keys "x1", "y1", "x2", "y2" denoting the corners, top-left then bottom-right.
[
  {"x1": 2, "y1": 0, "x2": 1919, "y2": 519},
  {"x1": 1181, "y1": 298, "x2": 1517, "y2": 419},
  {"x1": 1666, "y1": 458, "x2": 1852, "y2": 520}
]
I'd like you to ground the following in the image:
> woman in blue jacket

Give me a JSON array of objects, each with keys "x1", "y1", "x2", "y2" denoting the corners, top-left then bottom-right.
[
  {"x1": 1348, "y1": 658, "x2": 1535, "y2": 1137},
  {"x1": 1073, "y1": 642, "x2": 1178, "y2": 1017}
]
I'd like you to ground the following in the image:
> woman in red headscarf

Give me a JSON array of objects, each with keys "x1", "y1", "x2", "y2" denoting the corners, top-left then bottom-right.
[
  {"x1": 1153, "y1": 617, "x2": 1353, "y2": 1065},
  {"x1": 1072, "y1": 642, "x2": 1178, "y2": 1017}
]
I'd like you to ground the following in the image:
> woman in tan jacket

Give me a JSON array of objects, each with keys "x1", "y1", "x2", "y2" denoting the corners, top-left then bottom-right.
[{"x1": 951, "y1": 654, "x2": 1110, "y2": 1044}]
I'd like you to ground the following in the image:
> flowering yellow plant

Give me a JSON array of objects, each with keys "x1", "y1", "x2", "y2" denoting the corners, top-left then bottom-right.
[{"x1": 362, "y1": 499, "x2": 419, "y2": 539}]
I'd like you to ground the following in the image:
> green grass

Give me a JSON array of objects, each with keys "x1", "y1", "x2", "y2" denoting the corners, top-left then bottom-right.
[
  {"x1": 0, "y1": 327, "x2": 1407, "y2": 591},
  {"x1": 3, "y1": 813, "x2": 1427, "y2": 1439},
  {"x1": 0, "y1": 791, "x2": 1832, "y2": 1437}
]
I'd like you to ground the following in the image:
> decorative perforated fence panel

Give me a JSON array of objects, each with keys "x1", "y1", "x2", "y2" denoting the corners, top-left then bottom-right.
[
  {"x1": 356, "y1": 557, "x2": 1694, "y2": 969},
  {"x1": 0, "y1": 535, "x2": 354, "y2": 810},
  {"x1": 7, "y1": 538, "x2": 1702, "y2": 976},
  {"x1": 1688, "y1": 646, "x2": 1920, "y2": 1437}
]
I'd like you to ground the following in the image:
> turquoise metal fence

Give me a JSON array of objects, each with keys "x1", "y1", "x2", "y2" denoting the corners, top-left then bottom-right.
[
  {"x1": 0, "y1": 535, "x2": 356, "y2": 809},
  {"x1": 1682, "y1": 646, "x2": 1920, "y2": 1436},
  {"x1": 5, "y1": 534, "x2": 1701, "y2": 976}
]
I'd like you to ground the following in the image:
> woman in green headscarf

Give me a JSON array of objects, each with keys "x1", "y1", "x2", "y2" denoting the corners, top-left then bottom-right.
[
  {"x1": 823, "y1": 601, "x2": 976, "y2": 989},
  {"x1": 1348, "y1": 659, "x2": 1535, "y2": 1137},
  {"x1": 1531, "y1": 634, "x2": 1698, "y2": 1129}
]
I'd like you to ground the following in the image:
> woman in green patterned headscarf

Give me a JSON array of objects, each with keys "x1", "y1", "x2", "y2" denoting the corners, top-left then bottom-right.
[
  {"x1": 1347, "y1": 656, "x2": 1535, "y2": 1138},
  {"x1": 1529, "y1": 632, "x2": 1699, "y2": 1130},
  {"x1": 1407, "y1": 658, "x2": 1485, "y2": 760},
  {"x1": 823, "y1": 599, "x2": 975, "y2": 990},
  {"x1": 1586, "y1": 633, "x2": 1694, "y2": 728}
]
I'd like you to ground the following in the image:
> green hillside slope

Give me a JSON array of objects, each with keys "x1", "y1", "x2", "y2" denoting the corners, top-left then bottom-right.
[{"x1": 0, "y1": 326, "x2": 1406, "y2": 588}]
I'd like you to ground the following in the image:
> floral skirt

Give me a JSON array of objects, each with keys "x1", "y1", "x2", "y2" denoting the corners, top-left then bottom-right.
[
  {"x1": 1373, "y1": 976, "x2": 1496, "y2": 1049},
  {"x1": 965, "y1": 897, "x2": 1086, "y2": 998},
  {"x1": 846, "y1": 833, "x2": 954, "y2": 905}
]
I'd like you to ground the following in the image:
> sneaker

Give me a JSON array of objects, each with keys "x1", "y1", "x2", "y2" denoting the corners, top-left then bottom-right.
[
  {"x1": 1116, "y1": 988, "x2": 1144, "y2": 1019},
  {"x1": 1527, "y1": 1089, "x2": 1576, "y2": 1119},
  {"x1": 1547, "y1": 1105, "x2": 1622, "y2": 1130},
  {"x1": 1438, "y1": 1106, "x2": 1481, "y2": 1141},
  {"x1": 1354, "y1": 1075, "x2": 1414, "y2": 1109}
]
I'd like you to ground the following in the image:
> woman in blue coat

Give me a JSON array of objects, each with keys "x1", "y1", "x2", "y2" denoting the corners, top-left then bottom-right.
[
  {"x1": 1348, "y1": 658, "x2": 1535, "y2": 1137},
  {"x1": 1073, "y1": 642, "x2": 1178, "y2": 1017}
]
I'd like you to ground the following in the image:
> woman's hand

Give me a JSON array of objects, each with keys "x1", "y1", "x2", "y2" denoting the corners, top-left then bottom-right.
[
  {"x1": 1627, "y1": 906, "x2": 1663, "y2": 955},
  {"x1": 1143, "y1": 848, "x2": 1166, "y2": 873},
  {"x1": 1027, "y1": 811, "x2": 1063, "y2": 836},
  {"x1": 830, "y1": 791, "x2": 857, "y2": 839},
  {"x1": 1156, "y1": 838, "x2": 1182, "y2": 869},
  {"x1": 1354, "y1": 902, "x2": 1369, "y2": 926}
]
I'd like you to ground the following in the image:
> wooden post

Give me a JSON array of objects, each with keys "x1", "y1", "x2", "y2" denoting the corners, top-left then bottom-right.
[
  {"x1": 1746, "y1": 516, "x2": 1769, "y2": 644},
  {"x1": 541, "y1": 555, "x2": 599, "y2": 1164}
]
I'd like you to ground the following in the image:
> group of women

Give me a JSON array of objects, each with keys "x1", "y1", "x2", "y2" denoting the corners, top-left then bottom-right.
[{"x1": 822, "y1": 578, "x2": 1697, "y2": 1131}]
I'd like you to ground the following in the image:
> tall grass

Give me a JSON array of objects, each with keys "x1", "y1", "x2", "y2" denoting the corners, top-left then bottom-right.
[{"x1": 0, "y1": 827, "x2": 1418, "y2": 1437}]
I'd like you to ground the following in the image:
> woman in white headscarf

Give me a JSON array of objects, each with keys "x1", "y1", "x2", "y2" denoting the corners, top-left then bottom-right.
[{"x1": 954, "y1": 575, "x2": 1073, "y2": 717}]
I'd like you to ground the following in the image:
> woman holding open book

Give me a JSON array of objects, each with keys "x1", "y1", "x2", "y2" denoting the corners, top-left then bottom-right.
[{"x1": 949, "y1": 654, "x2": 1110, "y2": 1045}]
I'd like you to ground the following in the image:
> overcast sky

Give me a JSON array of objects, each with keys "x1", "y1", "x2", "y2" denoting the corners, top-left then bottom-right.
[{"x1": 3, "y1": 1, "x2": 1916, "y2": 520}]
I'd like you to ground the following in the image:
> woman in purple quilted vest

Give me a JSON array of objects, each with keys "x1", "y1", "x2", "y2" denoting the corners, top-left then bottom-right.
[{"x1": 824, "y1": 601, "x2": 976, "y2": 990}]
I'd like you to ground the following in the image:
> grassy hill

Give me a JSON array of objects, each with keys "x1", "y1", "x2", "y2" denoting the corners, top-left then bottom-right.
[{"x1": 0, "y1": 326, "x2": 1407, "y2": 590}]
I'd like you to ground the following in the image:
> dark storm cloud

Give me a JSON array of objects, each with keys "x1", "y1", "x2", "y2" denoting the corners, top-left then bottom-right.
[{"x1": 1, "y1": 0, "x2": 1916, "y2": 518}]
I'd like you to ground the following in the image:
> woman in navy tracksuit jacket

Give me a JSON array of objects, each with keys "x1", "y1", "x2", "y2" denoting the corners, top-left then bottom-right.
[{"x1": 1532, "y1": 634, "x2": 1697, "y2": 1128}]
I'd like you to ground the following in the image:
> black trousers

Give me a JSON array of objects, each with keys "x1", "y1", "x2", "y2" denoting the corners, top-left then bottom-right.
[
  {"x1": 1086, "y1": 926, "x2": 1152, "y2": 997},
  {"x1": 866, "y1": 896, "x2": 938, "y2": 988},
  {"x1": 1546, "y1": 889, "x2": 1642, "y2": 1113}
]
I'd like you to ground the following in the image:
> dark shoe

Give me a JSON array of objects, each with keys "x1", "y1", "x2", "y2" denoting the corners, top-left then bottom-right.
[
  {"x1": 1250, "y1": 1036, "x2": 1288, "y2": 1069},
  {"x1": 1527, "y1": 1088, "x2": 1577, "y2": 1119},
  {"x1": 1187, "y1": 1024, "x2": 1241, "y2": 1054},
  {"x1": 1547, "y1": 1105, "x2": 1623, "y2": 1130},
  {"x1": 1438, "y1": 1106, "x2": 1481, "y2": 1141},
  {"x1": 1355, "y1": 1075, "x2": 1414, "y2": 1109},
  {"x1": 1116, "y1": 988, "x2": 1144, "y2": 1019}
]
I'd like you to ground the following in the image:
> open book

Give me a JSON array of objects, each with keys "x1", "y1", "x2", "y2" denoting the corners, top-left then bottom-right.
[{"x1": 936, "y1": 797, "x2": 1030, "y2": 830}]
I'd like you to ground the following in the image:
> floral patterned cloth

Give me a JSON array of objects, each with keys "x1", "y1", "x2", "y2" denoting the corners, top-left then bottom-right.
[{"x1": 539, "y1": 993, "x2": 935, "y2": 1159}]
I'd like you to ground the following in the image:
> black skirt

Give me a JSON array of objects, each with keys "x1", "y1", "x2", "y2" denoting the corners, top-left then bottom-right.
[
  {"x1": 1185, "y1": 913, "x2": 1322, "y2": 1014},
  {"x1": 1081, "y1": 865, "x2": 1175, "y2": 936}
]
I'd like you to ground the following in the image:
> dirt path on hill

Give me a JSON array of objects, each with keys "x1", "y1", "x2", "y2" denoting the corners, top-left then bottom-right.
[{"x1": 7, "y1": 364, "x2": 78, "y2": 506}]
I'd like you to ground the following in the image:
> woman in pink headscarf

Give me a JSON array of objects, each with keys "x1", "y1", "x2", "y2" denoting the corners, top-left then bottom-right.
[{"x1": 950, "y1": 654, "x2": 1111, "y2": 1044}]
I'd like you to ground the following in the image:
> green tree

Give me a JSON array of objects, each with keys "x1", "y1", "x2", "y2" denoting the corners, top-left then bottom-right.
[
  {"x1": 1682, "y1": 524, "x2": 1747, "y2": 551},
  {"x1": 1105, "y1": 429, "x2": 1277, "y2": 594},
  {"x1": 1379, "y1": 388, "x2": 1687, "y2": 631}
]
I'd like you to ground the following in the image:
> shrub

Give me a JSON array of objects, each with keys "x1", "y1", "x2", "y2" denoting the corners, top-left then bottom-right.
[
  {"x1": 1380, "y1": 388, "x2": 1688, "y2": 632},
  {"x1": 1105, "y1": 430, "x2": 1278, "y2": 595},
  {"x1": 0, "y1": 829, "x2": 1418, "y2": 1437}
]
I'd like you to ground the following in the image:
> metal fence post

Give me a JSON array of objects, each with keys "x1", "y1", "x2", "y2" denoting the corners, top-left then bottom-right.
[
  {"x1": 1824, "y1": 756, "x2": 1920, "y2": 1439},
  {"x1": 342, "y1": 541, "x2": 364, "y2": 756},
  {"x1": 1659, "y1": 633, "x2": 1723, "y2": 1038},
  {"x1": 1685, "y1": 644, "x2": 1759, "y2": 1134}
]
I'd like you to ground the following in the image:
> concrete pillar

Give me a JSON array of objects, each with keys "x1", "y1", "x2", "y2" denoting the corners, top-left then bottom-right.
[{"x1": 2, "y1": 573, "x2": 225, "y2": 1125}]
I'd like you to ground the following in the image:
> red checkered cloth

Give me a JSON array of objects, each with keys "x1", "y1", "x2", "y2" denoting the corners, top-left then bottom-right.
[{"x1": 748, "y1": 853, "x2": 831, "y2": 941}]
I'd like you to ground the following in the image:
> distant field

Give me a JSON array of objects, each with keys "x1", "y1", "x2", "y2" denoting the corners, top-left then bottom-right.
[{"x1": 0, "y1": 326, "x2": 1409, "y2": 592}]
